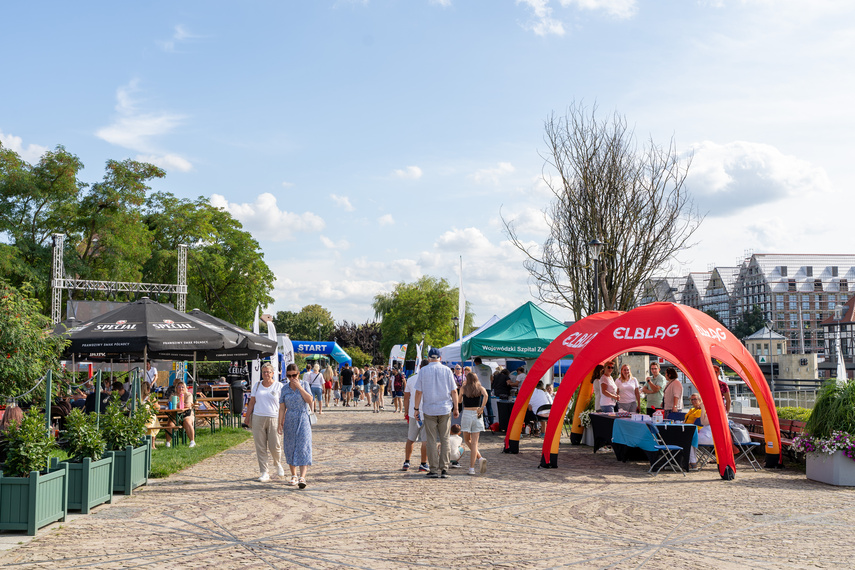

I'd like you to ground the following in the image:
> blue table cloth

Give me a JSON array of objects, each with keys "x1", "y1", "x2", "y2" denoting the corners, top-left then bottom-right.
[{"x1": 612, "y1": 419, "x2": 698, "y2": 452}]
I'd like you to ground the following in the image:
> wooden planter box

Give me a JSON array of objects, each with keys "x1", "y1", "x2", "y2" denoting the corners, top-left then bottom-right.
[
  {"x1": 806, "y1": 450, "x2": 855, "y2": 487},
  {"x1": 106, "y1": 436, "x2": 151, "y2": 495},
  {"x1": 0, "y1": 463, "x2": 69, "y2": 536},
  {"x1": 50, "y1": 455, "x2": 114, "y2": 513}
]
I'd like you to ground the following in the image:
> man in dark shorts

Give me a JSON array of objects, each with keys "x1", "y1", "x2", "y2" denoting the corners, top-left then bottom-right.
[{"x1": 339, "y1": 363, "x2": 354, "y2": 407}]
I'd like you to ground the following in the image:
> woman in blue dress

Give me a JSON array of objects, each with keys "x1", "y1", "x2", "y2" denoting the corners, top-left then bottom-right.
[{"x1": 278, "y1": 363, "x2": 314, "y2": 488}]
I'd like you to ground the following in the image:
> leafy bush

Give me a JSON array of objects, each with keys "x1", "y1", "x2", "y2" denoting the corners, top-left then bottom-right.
[
  {"x1": 100, "y1": 394, "x2": 148, "y2": 450},
  {"x1": 0, "y1": 279, "x2": 68, "y2": 401},
  {"x1": 805, "y1": 380, "x2": 855, "y2": 439},
  {"x1": 63, "y1": 408, "x2": 106, "y2": 461},
  {"x1": 777, "y1": 407, "x2": 812, "y2": 422},
  {"x1": 2, "y1": 408, "x2": 57, "y2": 477}
]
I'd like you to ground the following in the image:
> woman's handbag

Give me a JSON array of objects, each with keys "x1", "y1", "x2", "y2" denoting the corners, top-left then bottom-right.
[{"x1": 308, "y1": 411, "x2": 318, "y2": 426}]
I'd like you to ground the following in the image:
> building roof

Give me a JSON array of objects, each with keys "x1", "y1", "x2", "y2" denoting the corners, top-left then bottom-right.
[
  {"x1": 744, "y1": 326, "x2": 787, "y2": 341},
  {"x1": 820, "y1": 295, "x2": 855, "y2": 326},
  {"x1": 748, "y1": 253, "x2": 855, "y2": 293}
]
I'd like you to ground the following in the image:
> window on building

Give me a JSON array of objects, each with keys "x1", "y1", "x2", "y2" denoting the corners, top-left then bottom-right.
[
  {"x1": 832, "y1": 266, "x2": 839, "y2": 277},
  {"x1": 806, "y1": 266, "x2": 813, "y2": 277},
  {"x1": 802, "y1": 301, "x2": 810, "y2": 310},
  {"x1": 776, "y1": 301, "x2": 784, "y2": 310},
  {"x1": 842, "y1": 279, "x2": 849, "y2": 292},
  {"x1": 788, "y1": 279, "x2": 796, "y2": 291},
  {"x1": 780, "y1": 266, "x2": 788, "y2": 277},
  {"x1": 814, "y1": 279, "x2": 823, "y2": 292},
  {"x1": 829, "y1": 294, "x2": 837, "y2": 302},
  {"x1": 777, "y1": 343, "x2": 783, "y2": 355},
  {"x1": 789, "y1": 301, "x2": 797, "y2": 310}
]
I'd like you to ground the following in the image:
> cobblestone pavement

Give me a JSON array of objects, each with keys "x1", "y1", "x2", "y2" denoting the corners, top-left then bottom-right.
[{"x1": 1, "y1": 406, "x2": 854, "y2": 569}]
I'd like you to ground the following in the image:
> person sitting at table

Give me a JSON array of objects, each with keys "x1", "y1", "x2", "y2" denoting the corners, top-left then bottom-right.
[
  {"x1": 688, "y1": 397, "x2": 715, "y2": 469},
  {"x1": 492, "y1": 368, "x2": 512, "y2": 400},
  {"x1": 164, "y1": 380, "x2": 196, "y2": 448},
  {"x1": 684, "y1": 394, "x2": 703, "y2": 425},
  {"x1": 527, "y1": 381, "x2": 553, "y2": 435},
  {"x1": 615, "y1": 364, "x2": 641, "y2": 413},
  {"x1": 662, "y1": 367, "x2": 683, "y2": 413},
  {"x1": 84, "y1": 383, "x2": 112, "y2": 414},
  {"x1": 599, "y1": 361, "x2": 619, "y2": 413}
]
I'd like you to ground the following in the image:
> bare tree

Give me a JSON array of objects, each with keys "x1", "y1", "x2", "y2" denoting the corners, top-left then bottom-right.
[{"x1": 504, "y1": 103, "x2": 703, "y2": 320}]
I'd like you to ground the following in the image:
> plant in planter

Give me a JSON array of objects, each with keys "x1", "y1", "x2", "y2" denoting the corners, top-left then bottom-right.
[
  {"x1": 100, "y1": 394, "x2": 152, "y2": 495},
  {"x1": 791, "y1": 380, "x2": 855, "y2": 486},
  {"x1": 51, "y1": 408, "x2": 114, "y2": 512},
  {"x1": 0, "y1": 408, "x2": 68, "y2": 535}
]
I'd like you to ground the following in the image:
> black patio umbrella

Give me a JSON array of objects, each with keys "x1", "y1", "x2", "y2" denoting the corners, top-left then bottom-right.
[
  {"x1": 59, "y1": 297, "x2": 242, "y2": 359},
  {"x1": 185, "y1": 309, "x2": 276, "y2": 360}
]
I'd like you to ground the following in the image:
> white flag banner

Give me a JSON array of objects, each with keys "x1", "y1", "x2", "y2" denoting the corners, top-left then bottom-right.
[
  {"x1": 390, "y1": 343, "x2": 408, "y2": 364},
  {"x1": 280, "y1": 334, "x2": 295, "y2": 372},
  {"x1": 458, "y1": 256, "x2": 465, "y2": 342},
  {"x1": 415, "y1": 341, "x2": 424, "y2": 372},
  {"x1": 251, "y1": 305, "x2": 261, "y2": 391},
  {"x1": 836, "y1": 334, "x2": 847, "y2": 386},
  {"x1": 265, "y1": 317, "x2": 279, "y2": 380}
]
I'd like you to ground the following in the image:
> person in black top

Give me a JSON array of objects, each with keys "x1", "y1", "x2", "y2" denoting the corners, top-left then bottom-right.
[
  {"x1": 339, "y1": 363, "x2": 354, "y2": 407},
  {"x1": 492, "y1": 368, "x2": 511, "y2": 399}
]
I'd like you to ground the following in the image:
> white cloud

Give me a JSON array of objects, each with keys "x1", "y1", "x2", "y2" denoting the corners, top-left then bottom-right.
[
  {"x1": 392, "y1": 165, "x2": 423, "y2": 179},
  {"x1": 559, "y1": 0, "x2": 637, "y2": 19},
  {"x1": 686, "y1": 141, "x2": 830, "y2": 217},
  {"x1": 158, "y1": 25, "x2": 200, "y2": 52},
  {"x1": 320, "y1": 235, "x2": 351, "y2": 250},
  {"x1": 209, "y1": 192, "x2": 325, "y2": 241},
  {"x1": 330, "y1": 194, "x2": 355, "y2": 211},
  {"x1": 497, "y1": 207, "x2": 549, "y2": 238},
  {"x1": 0, "y1": 130, "x2": 48, "y2": 163},
  {"x1": 281, "y1": 181, "x2": 295, "y2": 188},
  {"x1": 470, "y1": 161, "x2": 515, "y2": 185},
  {"x1": 95, "y1": 80, "x2": 192, "y2": 172},
  {"x1": 135, "y1": 153, "x2": 193, "y2": 172},
  {"x1": 517, "y1": 0, "x2": 565, "y2": 36},
  {"x1": 378, "y1": 214, "x2": 395, "y2": 226}
]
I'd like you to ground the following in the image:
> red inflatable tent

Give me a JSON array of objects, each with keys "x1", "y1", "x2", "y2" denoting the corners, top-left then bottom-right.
[{"x1": 504, "y1": 303, "x2": 782, "y2": 480}]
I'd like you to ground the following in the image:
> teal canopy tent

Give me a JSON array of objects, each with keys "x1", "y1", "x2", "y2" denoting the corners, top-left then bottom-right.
[{"x1": 460, "y1": 301, "x2": 567, "y2": 361}]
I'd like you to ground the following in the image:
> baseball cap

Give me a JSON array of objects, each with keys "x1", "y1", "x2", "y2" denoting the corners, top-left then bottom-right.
[{"x1": 428, "y1": 347, "x2": 441, "y2": 359}]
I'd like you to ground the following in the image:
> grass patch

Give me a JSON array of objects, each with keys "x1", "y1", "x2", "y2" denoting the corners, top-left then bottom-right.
[{"x1": 150, "y1": 427, "x2": 252, "y2": 478}]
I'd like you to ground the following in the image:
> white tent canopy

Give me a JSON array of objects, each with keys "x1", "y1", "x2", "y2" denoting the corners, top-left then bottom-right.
[{"x1": 439, "y1": 315, "x2": 500, "y2": 363}]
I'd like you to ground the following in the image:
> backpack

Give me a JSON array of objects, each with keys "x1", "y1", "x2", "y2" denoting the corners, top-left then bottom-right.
[{"x1": 393, "y1": 372, "x2": 404, "y2": 391}]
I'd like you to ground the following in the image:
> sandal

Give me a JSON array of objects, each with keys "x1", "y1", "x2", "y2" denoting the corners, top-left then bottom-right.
[
  {"x1": 298, "y1": 477, "x2": 307, "y2": 489},
  {"x1": 288, "y1": 475, "x2": 298, "y2": 486}
]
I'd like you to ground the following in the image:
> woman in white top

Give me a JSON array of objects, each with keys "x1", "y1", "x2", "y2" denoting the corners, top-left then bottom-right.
[
  {"x1": 528, "y1": 381, "x2": 554, "y2": 436},
  {"x1": 615, "y1": 364, "x2": 641, "y2": 413},
  {"x1": 245, "y1": 363, "x2": 284, "y2": 482},
  {"x1": 599, "y1": 361, "x2": 619, "y2": 413},
  {"x1": 303, "y1": 363, "x2": 325, "y2": 415}
]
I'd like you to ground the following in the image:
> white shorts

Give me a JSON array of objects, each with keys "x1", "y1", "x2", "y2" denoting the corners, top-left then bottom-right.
[
  {"x1": 460, "y1": 409, "x2": 484, "y2": 433},
  {"x1": 407, "y1": 416, "x2": 425, "y2": 442}
]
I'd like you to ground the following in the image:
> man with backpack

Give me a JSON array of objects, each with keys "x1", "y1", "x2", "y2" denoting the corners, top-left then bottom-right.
[{"x1": 392, "y1": 367, "x2": 406, "y2": 413}]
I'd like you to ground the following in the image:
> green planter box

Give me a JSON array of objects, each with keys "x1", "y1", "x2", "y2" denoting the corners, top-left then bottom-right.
[
  {"x1": 106, "y1": 436, "x2": 151, "y2": 495},
  {"x1": 0, "y1": 463, "x2": 69, "y2": 536},
  {"x1": 50, "y1": 455, "x2": 114, "y2": 513}
]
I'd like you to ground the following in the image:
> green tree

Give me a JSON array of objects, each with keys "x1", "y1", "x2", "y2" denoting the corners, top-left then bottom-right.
[
  {"x1": 0, "y1": 279, "x2": 68, "y2": 399},
  {"x1": 275, "y1": 304, "x2": 335, "y2": 341},
  {"x1": 144, "y1": 192, "x2": 275, "y2": 328},
  {"x1": 372, "y1": 276, "x2": 473, "y2": 361},
  {"x1": 345, "y1": 345, "x2": 373, "y2": 368},
  {"x1": 732, "y1": 305, "x2": 766, "y2": 339},
  {"x1": 333, "y1": 320, "x2": 381, "y2": 363}
]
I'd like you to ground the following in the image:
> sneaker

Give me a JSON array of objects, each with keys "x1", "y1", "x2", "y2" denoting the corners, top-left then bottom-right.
[
  {"x1": 426, "y1": 472, "x2": 440, "y2": 478},
  {"x1": 188, "y1": 440, "x2": 196, "y2": 448},
  {"x1": 479, "y1": 457, "x2": 488, "y2": 474},
  {"x1": 450, "y1": 462, "x2": 462, "y2": 468},
  {"x1": 165, "y1": 442, "x2": 171, "y2": 448},
  {"x1": 468, "y1": 467, "x2": 476, "y2": 475},
  {"x1": 277, "y1": 466, "x2": 286, "y2": 477},
  {"x1": 440, "y1": 470, "x2": 449, "y2": 479},
  {"x1": 258, "y1": 473, "x2": 270, "y2": 482},
  {"x1": 401, "y1": 461, "x2": 410, "y2": 471},
  {"x1": 418, "y1": 463, "x2": 429, "y2": 472}
]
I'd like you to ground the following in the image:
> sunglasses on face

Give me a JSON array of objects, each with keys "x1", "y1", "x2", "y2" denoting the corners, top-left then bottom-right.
[
  {"x1": 286, "y1": 373, "x2": 299, "y2": 378},
  {"x1": 606, "y1": 366, "x2": 614, "y2": 369}
]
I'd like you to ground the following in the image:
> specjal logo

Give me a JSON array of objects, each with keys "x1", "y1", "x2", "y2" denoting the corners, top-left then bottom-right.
[
  {"x1": 562, "y1": 332, "x2": 598, "y2": 349},
  {"x1": 152, "y1": 321, "x2": 195, "y2": 330},
  {"x1": 613, "y1": 325, "x2": 679, "y2": 340},
  {"x1": 94, "y1": 321, "x2": 137, "y2": 331}
]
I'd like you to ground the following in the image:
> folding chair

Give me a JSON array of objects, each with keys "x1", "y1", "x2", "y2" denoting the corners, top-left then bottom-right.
[
  {"x1": 645, "y1": 422, "x2": 686, "y2": 476},
  {"x1": 730, "y1": 425, "x2": 763, "y2": 471},
  {"x1": 562, "y1": 409, "x2": 573, "y2": 439},
  {"x1": 692, "y1": 418, "x2": 716, "y2": 469}
]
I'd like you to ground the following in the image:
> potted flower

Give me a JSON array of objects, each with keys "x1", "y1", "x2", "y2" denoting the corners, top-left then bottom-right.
[
  {"x1": 50, "y1": 408, "x2": 114, "y2": 512},
  {"x1": 579, "y1": 410, "x2": 595, "y2": 447},
  {"x1": 0, "y1": 408, "x2": 69, "y2": 535},
  {"x1": 791, "y1": 380, "x2": 855, "y2": 486},
  {"x1": 101, "y1": 394, "x2": 152, "y2": 495}
]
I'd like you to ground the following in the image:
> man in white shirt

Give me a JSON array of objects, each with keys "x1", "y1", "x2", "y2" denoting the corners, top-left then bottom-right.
[
  {"x1": 145, "y1": 362, "x2": 158, "y2": 391},
  {"x1": 401, "y1": 360, "x2": 429, "y2": 472},
  {"x1": 414, "y1": 348, "x2": 459, "y2": 479}
]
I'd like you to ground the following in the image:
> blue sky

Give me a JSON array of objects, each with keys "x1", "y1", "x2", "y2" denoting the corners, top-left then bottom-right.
[{"x1": 2, "y1": 1, "x2": 853, "y2": 326}]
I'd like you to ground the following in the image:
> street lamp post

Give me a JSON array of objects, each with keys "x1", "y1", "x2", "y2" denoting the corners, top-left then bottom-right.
[
  {"x1": 767, "y1": 322, "x2": 775, "y2": 395},
  {"x1": 587, "y1": 238, "x2": 603, "y2": 314},
  {"x1": 451, "y1": 316, "x2": 460, "y2": 341}
]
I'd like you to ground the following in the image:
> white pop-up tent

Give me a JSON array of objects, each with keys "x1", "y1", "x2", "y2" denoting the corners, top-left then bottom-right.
[{"x1": 438, "y1": 315, "x2": 500, "y2": 363}]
